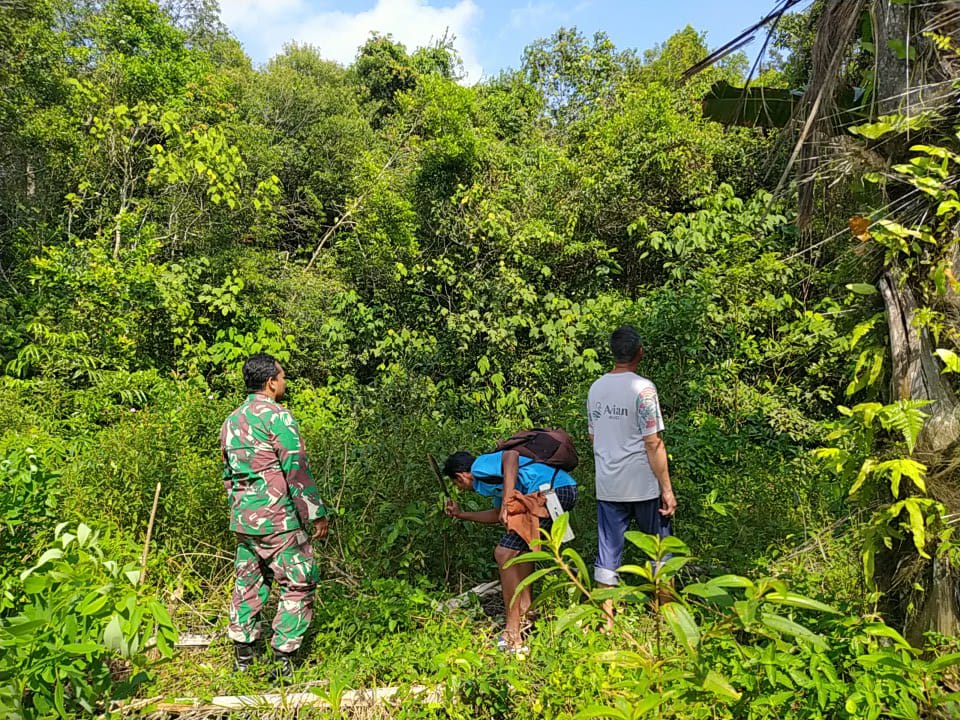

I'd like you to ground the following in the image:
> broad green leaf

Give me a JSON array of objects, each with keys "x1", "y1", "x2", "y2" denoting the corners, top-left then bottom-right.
[
  {"x1": 561, "y1": 547, "x2": 591, "y2": 585},
  {"x1": 78, "y1": 592, "x2": 110, "y2": 617},
  {"x1": 706, "y1": 574, "x2": 754, "y2": 590},
  {"x1": 512, "y1": 566, "x2": 558, "y2": 603},
  {"x1": 887, "y1": 38, "x2": 916, "y2": 61},
  {"x1": 848, "y1": 458, "x2": 876, "y2": 497},
  {"x1": 103, "y1": 615, "x2": 124, "y2": 654},
  {"x1": 903, "y1": 499, "x2": 930, "y2": 558},
  {"x1": 850, "y1": 314, "x2": 882, "y2": 348},
  {"x1": 761, "y1": 612, "x2": 828, "y2": 651},
  {"x1": 875, "y1": 458, "x2": 927, "y2": 497},
  {"x1": 657, "y1": 556, "x2": 693, "y2": 578},
  {"x1": 856, "y1": 651, "x2": 912, "y2": 672},
  {"x1": 935, "y1": 348, "x2": 960, "y2": 374},
  {"x1": 659, "y1": 536, "x2": 690, "y2": 555},
  {"x1": 62, "y1": 641, "x2": 101, "y2": 655},
  {"x1": 701, "y1": 670, "x2": 742, "y2": 701},
  {"x1": 617, "y1": 564, "x2": 654, "y2": 580},
  {"x1": 1, "y1": 619, "x2": 45, "y2": 637},
  {"x1": 550, "y1": 511, "x2": 570, "y2": 545},
  {"x1": 22, "y1": 575, "x2": 47, "y2": 594},
  {"x1": 702, "y1": 81, "x2": 864, "y2": 130},
  {"x1": 846, "y1": 283, "x2": 878, "y2": 295},
  {"x1": 682, "y1": 583, "x2": 733, "y2": 605},
  {"x1": 863, "y1": 544, "x2": 877, "y2": 589},
  {"x1": 851, "y1": 112, "x2": 933, "y2": 140},
  {"x1": 623, "y1": 531, "x2": 658, "y2": 558},
  {"x1": 20, "y1": 548, "x2": 63, "y2": 580},
  {"x1": 928, "y1": 651, "x2": 960, "y2": 672},
  {"x1": 505, "y1": 551, "x2": 553, "y2": 567},
  {"x1": 850, "y1": 120, "x2": 893, "y2": 139},
  {"x1": 910, "y1": 143, "x2": 960, "y2": 163},
  {"x1": 851, "y1": 402, "x2": 883, "y2": 425},
  {"x1": 863, "y1": 623, "x2": 911, "y2": 648},
  {"x1": 661, "y1": 602, "x2": 700, "y2": 655},
  {"x1": 702, "y1": 81, "x2": 801, "y2": 128},
  {"x1": 764, "y1": 592, "x2": 839, "y2": 614},
  {"x1": 593, "y1": 650, "x2": 650, "y2": 669}
]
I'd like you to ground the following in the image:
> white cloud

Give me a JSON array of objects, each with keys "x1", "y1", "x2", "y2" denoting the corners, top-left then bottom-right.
[
  {"x1": 220, "y1": 0, "x2": 484, "y2": 83},
  {"x1": 508, "y1": 2, "x2": 555, "y2": 31}
]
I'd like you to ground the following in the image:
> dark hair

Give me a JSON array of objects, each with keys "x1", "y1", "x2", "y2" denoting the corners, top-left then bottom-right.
[
  {"x1": 443, "y1": 451, "x2": 475, "y2": 478},
  {"x1": 610, "y1": 325, "x2": 643, "y2": 363},
  {"x1": 243, "y1": 353, "x2": 280, "y2": 393}
]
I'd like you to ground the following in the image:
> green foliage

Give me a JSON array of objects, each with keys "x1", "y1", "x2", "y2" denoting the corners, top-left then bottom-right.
[
  {"x1": 522, "y1": 27, "x2": 637, "y2": 130},
  {"x1": 511, "y1": 528, "x2": 960, "y2": 720},
  {"x1": 0, "y1": 443, "x2": 61, "y2": 580},
  {"x1": 7, "y1": 3, "x2": 954, "y2": 716},
  {"x1": 0, "y1": 523, "x2": 176, "y2": 718}
]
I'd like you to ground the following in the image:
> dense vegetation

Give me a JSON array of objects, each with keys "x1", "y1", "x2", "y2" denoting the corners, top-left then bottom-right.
[{"x1": 0, "y1": 0, "x2": 958, "y2": 717}]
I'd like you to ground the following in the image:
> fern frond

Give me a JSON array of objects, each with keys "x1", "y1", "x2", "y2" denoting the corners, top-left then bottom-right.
[{"x1": 880, "y1": 400, "x2": 931, "y2": 454}]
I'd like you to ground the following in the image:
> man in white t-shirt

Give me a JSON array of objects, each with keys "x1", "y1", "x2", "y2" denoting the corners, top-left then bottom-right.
[{"x1": 587, "y1": 325, "x2": 676, "y2": 591}]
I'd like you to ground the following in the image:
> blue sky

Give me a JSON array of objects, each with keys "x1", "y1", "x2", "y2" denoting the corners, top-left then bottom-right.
[{"x1": 220, "y1": 0, "x2": 807, "y2": 82}]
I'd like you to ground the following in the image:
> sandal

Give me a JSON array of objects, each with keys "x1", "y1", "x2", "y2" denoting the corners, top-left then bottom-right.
[{"x1": 496, "y1": 635, "x2": 530, "y2": 655}]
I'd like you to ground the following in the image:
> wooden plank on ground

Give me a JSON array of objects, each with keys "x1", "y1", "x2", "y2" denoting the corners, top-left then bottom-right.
[{"x1": 133, "y1": 685, "x2": 441, "y2": 715}]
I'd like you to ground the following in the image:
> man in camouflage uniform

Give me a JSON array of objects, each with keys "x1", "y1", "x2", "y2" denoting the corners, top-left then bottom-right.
[{"x1": 221, "y1": 353, "x2": 328, "y2": 677}]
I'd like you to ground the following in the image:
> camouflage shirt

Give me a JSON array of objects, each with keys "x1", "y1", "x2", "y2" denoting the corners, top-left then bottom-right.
[{"x1": 221, "y1": 393, "x2": 326, "y2": 535}]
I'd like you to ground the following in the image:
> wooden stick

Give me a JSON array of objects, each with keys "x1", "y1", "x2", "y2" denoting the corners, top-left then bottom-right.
[{"x1": 140, "y1": 482, "x2": 162, "y2": 585}]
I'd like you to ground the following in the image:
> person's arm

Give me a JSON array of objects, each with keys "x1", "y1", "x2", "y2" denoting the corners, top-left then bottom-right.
[
  {"x1": 587, "y1": 392, "x2": 595, "y2": 446},
  {"x1": 445, "y1": 500, "x2": 500, "y2": 524},
  {"x1": 273, "y1": 409, "x2": 328, "y2": 534},
  {"x1": 220, "y1": 424, "x2": 233, "y2": 496},
  {"x1": 498, "y1": 450, "x2": 520, "y2": 525},
  {"x1": 643, "y1": 432, "x2": 676, "y2": 517}
]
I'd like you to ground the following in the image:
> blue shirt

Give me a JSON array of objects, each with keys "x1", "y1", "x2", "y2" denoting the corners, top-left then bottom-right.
[{"x1": 470, "y1": 451, "x2": 576, "y2": 508}]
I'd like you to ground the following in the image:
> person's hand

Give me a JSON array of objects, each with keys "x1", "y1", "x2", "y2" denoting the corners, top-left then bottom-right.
[
  {"x1": 311, "y1": 517, "x2": 329, "y2": 540},
  {"x1": 498, "y1": 505, "x2": 508, "y2": 527},
  {"x1": 659, "y1": 489, "x2": 677, "y2": 518},
  {"x1": 444, "y1": 499, "x2": 461, "y2": 519}
]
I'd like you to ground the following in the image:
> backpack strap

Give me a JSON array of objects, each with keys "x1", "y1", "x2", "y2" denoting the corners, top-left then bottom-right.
[{"x1": 519, "y1": 456, "x2": 559, "y2": 490}]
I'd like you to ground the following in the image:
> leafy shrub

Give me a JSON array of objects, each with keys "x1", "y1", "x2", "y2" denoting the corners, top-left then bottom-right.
[
  {"x1": 0, "y1": 444, "x2": 60, "y2": 578},
  {"x1": 507, "y1": 522, "x2": 960, "y2": 719},
  {"x1": 0, "y1": 523, "x2": 177, "y2": 718}
]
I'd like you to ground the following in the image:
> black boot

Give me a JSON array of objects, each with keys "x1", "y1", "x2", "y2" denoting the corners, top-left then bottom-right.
[
  {"x1": 270, "y1": 649, "x2": 296, "y2": 682},
  {"x1": 234, "y1": 641, "x2": 258, "y2": 672}
]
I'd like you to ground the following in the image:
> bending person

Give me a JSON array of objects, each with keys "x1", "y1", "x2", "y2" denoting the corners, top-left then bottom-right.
[{"x1": 442, "y1": 448, "x2": 577, "y2": 651}]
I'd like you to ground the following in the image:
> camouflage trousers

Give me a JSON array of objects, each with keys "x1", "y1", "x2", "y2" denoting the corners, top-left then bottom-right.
[{"x1": 227, "y1": 528, "x2": 318, "y2": 653}]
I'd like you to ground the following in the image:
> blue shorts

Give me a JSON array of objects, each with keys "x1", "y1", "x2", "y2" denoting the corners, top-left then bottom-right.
[
  {"x1": 498, "y1": 486, "x2": 579, "y2": 552},
  {"x1": 594, "y1": 498, "x2": 671, "y2": 585}
]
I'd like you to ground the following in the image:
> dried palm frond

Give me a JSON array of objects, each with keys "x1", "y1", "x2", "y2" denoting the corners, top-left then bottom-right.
[{"x1": 788, "y1": 0, "x2": 867, "y2": 229}]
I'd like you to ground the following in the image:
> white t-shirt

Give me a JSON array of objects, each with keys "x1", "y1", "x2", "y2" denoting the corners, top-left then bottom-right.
[{"x1": 587, "y1": 372, "x2": 664, "y2": 502}]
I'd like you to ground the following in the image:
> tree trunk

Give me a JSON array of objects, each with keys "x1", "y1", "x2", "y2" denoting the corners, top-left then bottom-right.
[
  {"x1": 880, "y1": 271, "x2": 960, "y2": 454},
  {"x1": 879, "y1": 269, "x2": 960, "y2": 639}
]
